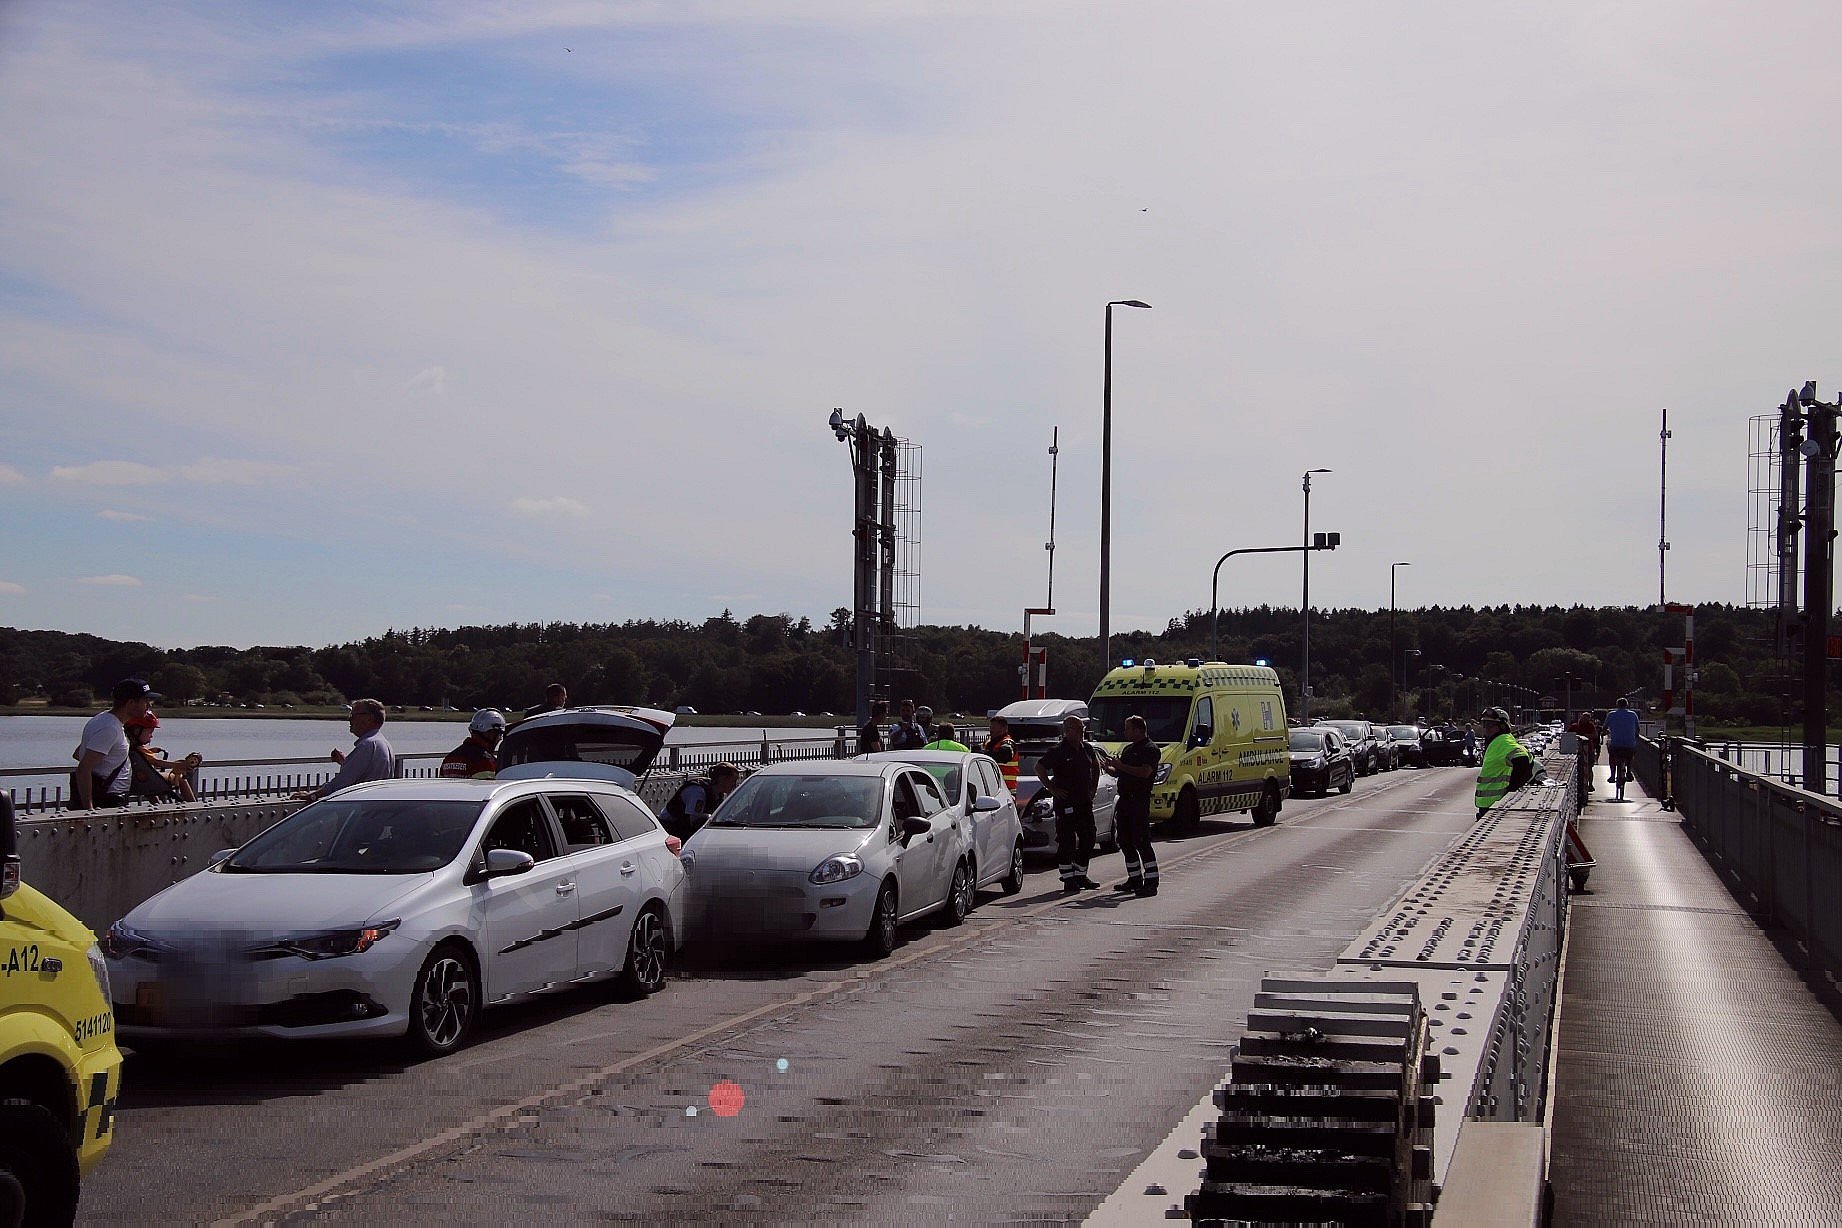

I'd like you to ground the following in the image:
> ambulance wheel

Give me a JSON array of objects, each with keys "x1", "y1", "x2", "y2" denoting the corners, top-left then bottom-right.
[
  {"x1": 1251, "y1": 786, "x2": 1280, "y2": 828},
  {"x1": 0, "y1": 1103, "x2": 81, "y2": 1227},
  {"x1": 1174, "y1": 788, "x2": 1199, "y2": 831}
]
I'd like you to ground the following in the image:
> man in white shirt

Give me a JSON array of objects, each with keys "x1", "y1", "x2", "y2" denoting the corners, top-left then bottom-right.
[
  {"x1": 298, "y1": 698, "x2": 397, "y2": 801},
  {"x1": 74, "y1": 678, "x2": 158, "y2": 809}
]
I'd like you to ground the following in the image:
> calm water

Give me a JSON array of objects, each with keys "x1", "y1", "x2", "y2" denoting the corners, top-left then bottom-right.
[{"x1": 0, "y1": 714, "x2": 837, "y2": 789}]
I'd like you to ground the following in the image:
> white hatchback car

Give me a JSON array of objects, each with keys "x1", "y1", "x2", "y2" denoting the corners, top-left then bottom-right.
[
  {"x1": 681, "y1": 760, "x2": 971, "y2": 956},
  {"x1": 859, "y1": 750, "x2": 1025, "y2": 899},
  {"x1": 104, "y1": 777, "x2": 685, "y2": 1055}
]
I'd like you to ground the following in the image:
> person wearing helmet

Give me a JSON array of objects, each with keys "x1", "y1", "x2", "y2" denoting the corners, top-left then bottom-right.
[
  {"x1": 124, "y1": 712, "x2": 201, "y2": 802},
  {"x1": 1474, "y1": 707, "x2": 1534, "y2": 818},
  {"x1": 441, "y1": 709, "x2": 507, "y2": 779}
]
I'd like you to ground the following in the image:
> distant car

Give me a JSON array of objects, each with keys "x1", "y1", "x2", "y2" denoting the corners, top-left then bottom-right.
[
  {"x1": 1288, "y1": 727, "x2": 1356, "y2": 797},
  {"x1": 681, "y1": 760, "x2": 974, "y2": 955},
  {"x1": 1385, "y1": 724, "x2": 1426, "y2": 768},
  {"x1": 1421, "y1": 725, "x2": 1478, "y2": 767},
  {"x1": 674, "y1": 705, "x2": 698, "y2": 716},
  {"x1": 1317, "y1": 720, "x2": 1387, "y2": 775},
  {"x1": 860, "y1": 750, "x2": 1025, "y2": 897},
  {"x1": 105, "y1": 778, "x2": 686, "y2": 1055}
]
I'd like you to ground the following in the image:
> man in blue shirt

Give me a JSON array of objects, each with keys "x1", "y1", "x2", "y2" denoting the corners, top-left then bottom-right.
[
  {"x1": 298, "y1": 698, "x2": 397, "y2": 801},
  {"x1": 1603, "y1": 697, "x2": 1641, "y2": 800}
]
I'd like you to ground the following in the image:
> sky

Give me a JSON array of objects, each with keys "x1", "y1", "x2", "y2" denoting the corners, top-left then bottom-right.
[{"x1": 2, "y1": 1, "x2": 1839, "y2": 650}]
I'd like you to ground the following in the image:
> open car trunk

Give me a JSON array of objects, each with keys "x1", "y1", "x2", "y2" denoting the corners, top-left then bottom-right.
[{"x1": 495, "y1": 706, "x2": 675, "y2": 789}]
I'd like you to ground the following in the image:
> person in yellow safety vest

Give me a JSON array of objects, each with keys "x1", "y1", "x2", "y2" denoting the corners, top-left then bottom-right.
[
  {"x1": 1474, "y1": 706, "x2": 1534, "y2": 818},
  {"x1": 982, "y1": 715, "x2": 1020, "y2": 796},
  {"x1": 923, "y1": 722, "x2": 971, "y2": 752}
]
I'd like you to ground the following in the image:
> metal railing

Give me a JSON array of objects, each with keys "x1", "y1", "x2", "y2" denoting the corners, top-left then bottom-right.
[
  {"x1": 2, "y1": 734, "x2": 862, "y2": 816},
  {"x1": 1640, "y1": 736, "x2": 1842, "y2": 992}
]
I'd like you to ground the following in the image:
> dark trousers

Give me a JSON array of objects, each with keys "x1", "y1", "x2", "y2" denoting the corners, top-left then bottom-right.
[
  {"x1": 1116, "y1": 797, "x2": 1158, "y2": 885},
  {"x1": 1055, "y1": 798, "x2": 1096, "y2": 881}
]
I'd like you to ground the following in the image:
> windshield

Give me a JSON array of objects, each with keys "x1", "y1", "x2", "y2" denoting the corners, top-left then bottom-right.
[
  {"x1": 1289, "y1": 730, "x2": 1328, "y2": 752},
  {"x1": 1387, "y1": 726, "x2": 1419, "y2": 741},
  {"x1": 709, "y1": 774, "x2": 884, "y2": 829},
  {"x1": 226, "y1": 799, "x2": 483, "y2": 873},
  {"x1": 1088, "y1": 696, "x2": 1191, "y2": 743},
  {"x1": 498, "y1": 725, "x2": 655, "y2": 771},
  {"x1": 1321, "y1": 721, "x2": 1367, "y2": 741}
]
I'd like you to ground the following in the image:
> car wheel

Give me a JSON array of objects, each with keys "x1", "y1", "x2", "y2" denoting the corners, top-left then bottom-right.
[
  {"x1": 1251, "y1": 785, "x2": 1279, "y2": 827},
  {"x1": 1174, "y1": 787, "x2": 1200, "y2": 831},
  {"x1": 0, "y1": 1104, "x2": 80, "y2": 1228},
  {"x1": 1339, "y1": 771, "x2": 1354, "y2": 795},
  {"x1": 1000, "y1": 840, "x2": 1025, "y2": 895},
  {"x1": 408, "y1": 942, "x2": 479, "y2": 1057},
  {"x1": 864, "y1": 881, "x2": 899, "y2": 957},
  {"x1": 943, "y1": 860, "x2": 973, "y2": 927},
  {"x1": 618, "y1": 905, "x2": 669, "y2": 998},
  {"x1": 1098, "y1": 813, "x2": 1119, "y2": 853}
]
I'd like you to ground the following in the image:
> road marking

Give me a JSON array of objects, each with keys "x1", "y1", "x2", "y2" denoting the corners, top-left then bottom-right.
[{"x1": 214, "y1": 821, "x2": 1270, "y2": 1224}]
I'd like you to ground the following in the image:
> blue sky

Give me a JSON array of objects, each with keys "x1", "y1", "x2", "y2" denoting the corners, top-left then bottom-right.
[{"x1": 2, "y1": 2, "x2": 1841, "y2": 649}]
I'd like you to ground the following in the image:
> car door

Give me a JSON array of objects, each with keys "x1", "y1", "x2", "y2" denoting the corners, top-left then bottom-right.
[
  {"x1": 892, "y1": 770, "x2": 953, "y2": 920},
  {"x1": 970, "y1": 758, "x2": 1016, "y2": 886},
  {"x1": 474, "y1": 796, "x2": 580, "y2": 1001},
  {"x1": 543, "y1": 792, "x2": 638, "y2": 980}
]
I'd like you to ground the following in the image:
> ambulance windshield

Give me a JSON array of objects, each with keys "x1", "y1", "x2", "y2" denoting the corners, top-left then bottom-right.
[{"x1": 1088, "y1": 697, "x2": 1192, "y2": 744}]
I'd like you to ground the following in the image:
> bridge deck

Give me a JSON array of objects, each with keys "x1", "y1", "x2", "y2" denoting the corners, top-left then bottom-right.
[{"x1": 1550, "y1": 765, "x2": 1842, "y2": 1222}]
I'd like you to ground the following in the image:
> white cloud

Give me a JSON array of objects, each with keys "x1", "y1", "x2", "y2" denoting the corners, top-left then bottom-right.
[
  {"x1": 98, "y1": 509, "x2": 153, "y2": 522},
  {"x1": 178, "y1": 458, "x2": 292, "y2": 485},
  {"x1": 405, "y1": 366, "x2": 447, "y2": 395},
  {"x1": 0, "y1": 581, "x2": 25, "y2": 595},
  {"x1": 509, "y1": 496, "x2": 589, "y2": 518},
  {"x1": 0, "y1": 465, "x2": 26, "y2": 485},
  {"x1": 79, "y1": 574, "x2": 142, "y2": 587},
  {"x1": 49, "y1": 461, "x2": 167, "y2": 486}
]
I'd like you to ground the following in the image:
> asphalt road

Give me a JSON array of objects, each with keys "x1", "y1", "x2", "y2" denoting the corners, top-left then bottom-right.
[{"x1": 83, "y1": 765, "x2": 1479, "y2": 1224}]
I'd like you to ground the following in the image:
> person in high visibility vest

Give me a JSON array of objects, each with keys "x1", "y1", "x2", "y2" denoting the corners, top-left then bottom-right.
[
  {"x1": 1474, "y1": 706, "x2": 1534, "y2": 817},
  {"x1": 923, "y1": 722, "x2": 971, "y2": 753},
  {"x1": 982, "y1": 715, "x2": 1019, "y2": 796}
]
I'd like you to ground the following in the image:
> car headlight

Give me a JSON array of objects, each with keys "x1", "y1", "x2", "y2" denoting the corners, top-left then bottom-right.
[
  {"x1": 87, "y1": 943, "x2": 112, "y2": 1006},
  {"x1": 1310, "y1": 756, "x2": 1326, "y2": 769},
  {"x1": 809, "y1": 855, "x2": 864, "y2": 885},
  {"x1": 101, "y1": 921, "x2": 167, "y2": 961},
  {"x1": 277, "y1": 919, "x2": 401, "y2": 960},
  {"x1": 1152, "y1": 763, "x2": 1171, "y2": 785}
]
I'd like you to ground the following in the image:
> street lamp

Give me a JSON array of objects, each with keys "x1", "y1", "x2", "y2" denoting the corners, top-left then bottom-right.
[
  {"x1": 1403, "y1": 649, "x2": 1422, "y2": 715},
  {"x1": 1300, "y1": 468, "x2": 1332, "y2": 721},
  {"x1": 1099, "y1": 298, "x2": 1152, "y2": 671},
  {"x1": 1389, "y1": 561, "x2": 1411, "y2": 719}
]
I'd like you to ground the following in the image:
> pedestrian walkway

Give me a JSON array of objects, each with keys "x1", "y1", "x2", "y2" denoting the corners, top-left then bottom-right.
[{"x1": 1549, "y1": 764, "x2": 1842, "y2": 1222}]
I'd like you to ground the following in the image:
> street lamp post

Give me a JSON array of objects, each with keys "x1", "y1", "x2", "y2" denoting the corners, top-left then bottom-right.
[
  {"x1": 1389, "y1": 561, "x2": 1412, "y2": 719},
  {"x1": 1403, "y1": 649, "x2": 1422, "y2": 715},
  {"x1": 1211, "y1": 540, "x2": 1339, "y2": 662},
  {"x1": 1300, "y1": 468, "x2": 1332, "y2": 721},
  {"x1": 1099, "y1": 299, "x2": 1152, "y2": 672}
]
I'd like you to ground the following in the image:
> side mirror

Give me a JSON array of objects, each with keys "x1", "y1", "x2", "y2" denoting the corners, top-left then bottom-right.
[
  {"x1": 901, "y1": 816, "x2": 931, "y2": 843},
  {"x1": 208, "y1": 848, "x2": 237, "y2": 868},
  {"x1": 1189, "y1": 725, "x2": 1213, "y2": 749},
  {"x1": 480, "y1": 848, "x2": 536, "y2": 880},
  {"x1": 971, "y1": 795, "x2": 1003, "y2": 813}
]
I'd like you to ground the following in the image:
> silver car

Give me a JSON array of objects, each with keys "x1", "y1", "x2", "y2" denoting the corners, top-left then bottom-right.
[
  {"x1": 859, "y1": 750, "x2": 1026, "y2": 897},
  {"x1": 681, "y1": 760, "x2": 971, "y2": 956}
]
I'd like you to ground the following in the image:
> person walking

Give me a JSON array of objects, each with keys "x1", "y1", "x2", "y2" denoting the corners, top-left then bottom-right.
[
  {"x1": 440, "y1": 709, "x2": 507, "y2": 779},
  {"x1": 1570, "y1": 709, "x2": 1600, "y2": 794},
  {"x1": 1602, "y1": 697, "x2": 1641, "y2": 801},
  {"x1": 1104, "y1": 714, "x2": 1161, "y2": 896},
  {"x1": 72, "y1": 678, "x2": 158, "y2": 809},
  {"x1": 297, "y1": 698, "x2": 396, "y2": 801},
  {"x1": 982, "y1": 715, "x2": 1019, "y2": 798},
  {"x1": 1474, "y1": 707, "x2": 1534, "y2": 819},
  {"x1": 888, "y1": 699, "x2": 928, "y2": 750},
  {"x1": 1037, "y1": 715, "x2": 1103, "y2": 893},
  {"x1": 858, "y1": 699, "x2": 888, "y2": 754},
  {"x1": 923, "y1": 722, "x2": 970, "y2": 752}
]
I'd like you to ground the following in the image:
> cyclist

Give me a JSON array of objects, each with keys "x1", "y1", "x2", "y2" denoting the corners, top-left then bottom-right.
[{"x1": 1603, "y1": 697, "x2": 1641, "y2": 801}]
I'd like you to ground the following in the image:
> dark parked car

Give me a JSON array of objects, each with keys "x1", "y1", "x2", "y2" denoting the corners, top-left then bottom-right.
[
  {"x1": 1385, "y1": 724, "x2": 1426, "y2": 768},
  {"x1": 1420, "y1": 725, "x2": 1478, "y2": 767},
  {"x1": 1289, "y1": 727, "x2": 1356, "y2": 797},
  {"x1": 1317, "y1": 720, "x2": 1388, "y2": 775}
]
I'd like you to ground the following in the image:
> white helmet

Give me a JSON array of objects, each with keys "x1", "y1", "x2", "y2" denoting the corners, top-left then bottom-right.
[{"x1": 469, "y1": 708, "x2": 508, "y2": 734}]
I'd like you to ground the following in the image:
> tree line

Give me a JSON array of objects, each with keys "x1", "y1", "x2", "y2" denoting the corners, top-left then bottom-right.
[{"x1": 0, "y1": 602, "x2": 1827, "y2": 729}]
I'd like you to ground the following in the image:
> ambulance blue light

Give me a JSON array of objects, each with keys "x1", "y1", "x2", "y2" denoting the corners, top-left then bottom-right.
[
  {"x1": 1121, "y1": 658, "x2": 1134, "y2": 668},
  {"x1": 1255, "y1": 658, "x2": 1269, "y2": 666}
]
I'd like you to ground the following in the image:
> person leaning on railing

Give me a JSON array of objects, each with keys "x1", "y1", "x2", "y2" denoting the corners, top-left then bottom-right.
[
  {"x1": 1474, "y1": 707, "x2": 1534, "y2": 819},
  {"x1": 294, "y1": 698, "x2": 395, "y2": 802}
]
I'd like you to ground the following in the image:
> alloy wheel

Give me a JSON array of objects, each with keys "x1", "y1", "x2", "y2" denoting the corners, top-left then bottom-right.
[{"x1": 418, "y1": 953, "x2": 474, "y2": 1051}]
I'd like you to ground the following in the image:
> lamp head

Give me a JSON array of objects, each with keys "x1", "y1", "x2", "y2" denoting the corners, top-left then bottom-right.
[
  {"x1": 1110, "y1": 299, "x2": 1152, "y2": 309},
  {"x1": 1801, "y1": 381, "x2": 1819, "y2": 407},
  {"x1": 828, "y1": 407, "x2": 849, "y2": 441}
]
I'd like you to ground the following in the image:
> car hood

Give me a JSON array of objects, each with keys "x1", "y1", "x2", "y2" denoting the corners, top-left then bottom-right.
[
  {"x1": 125, "y1": 868, "x2": 434, "y2": 934},
  {"x1": 684, "y1": 825, "x2": 877, "y2": 873}
]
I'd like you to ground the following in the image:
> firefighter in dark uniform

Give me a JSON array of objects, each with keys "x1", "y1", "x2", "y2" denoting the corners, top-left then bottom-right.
[
  {"x1": 440, "y1": 709, "x2": 506, "y2": 779},
  {"x1": 1103, "y1": 714, "x2": 1161, "y2": 896},
  {"x1": 1036, "y1": 714, "x2": 1103, "y2": 893}
]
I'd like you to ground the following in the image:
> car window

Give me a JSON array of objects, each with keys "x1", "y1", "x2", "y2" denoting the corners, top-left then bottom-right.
[
  {"x1": 481, "y1": 799, "x2": 558, "y2": 862},
  {"x1": 914, "y1": 762, "x2": 963, "y2": 802},
  {"x1": 908, "y1": 771, "x2": 948, "y2": 814},
  {"x1": 1087, "y1": 696, "x2": 1189, "y2": 743},
  {"x1": 976, "y1": 760, "x2": 1004, "y2": 798},
  {"x1": 1194, "y1": 696, "x2": 1214, "y2": 740},
  {"x1": 549, "y1": 794, "x2": 615, "y2": 852},
  {"x1": 1288, "y1": 730, "x2": 1324, "y2": 752},
  {"x1": 599, "y1": 794, "x2": 660, "y2": 843}
]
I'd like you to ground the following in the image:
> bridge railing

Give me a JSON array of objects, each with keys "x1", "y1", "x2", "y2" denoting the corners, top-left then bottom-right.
[{"x1": 1641, "y1": 736, "x2": 1842, "y2": 992}]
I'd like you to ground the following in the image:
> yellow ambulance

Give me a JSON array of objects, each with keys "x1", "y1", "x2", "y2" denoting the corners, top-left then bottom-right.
[
  {"x1": 0, "y1": 796, "x2": 121, "y2": 1223},
  {"x1": 1087, "y1": 659, "x2": 1290, "y2": 828}
]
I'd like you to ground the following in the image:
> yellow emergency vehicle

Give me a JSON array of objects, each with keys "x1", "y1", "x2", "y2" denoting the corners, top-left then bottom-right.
[
  {"x1": 1088, "y1": 659, "x2": 1290, "y2": 828},
  {"x1": 0, "y1": 796, "x2": 121, "y2": 1224}
]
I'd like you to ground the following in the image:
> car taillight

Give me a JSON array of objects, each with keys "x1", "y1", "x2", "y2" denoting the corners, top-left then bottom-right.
[{"x1": 665, "y1": 834, "x2": 683, "y2": 857}]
